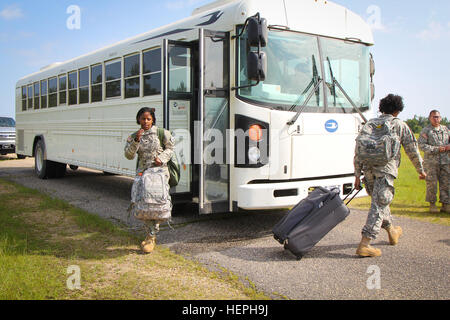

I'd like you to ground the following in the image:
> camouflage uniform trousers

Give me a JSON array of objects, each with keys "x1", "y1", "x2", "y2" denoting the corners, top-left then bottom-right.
[
  {"x1": 361, "y1": 171, "x2": 395, "y2": 240},
  {"x1": 425, "y1": 161, "x2": 450, "y2": 205},
  {"x1": 144, "y1": 221, "x2": 160, "y2": 237}
]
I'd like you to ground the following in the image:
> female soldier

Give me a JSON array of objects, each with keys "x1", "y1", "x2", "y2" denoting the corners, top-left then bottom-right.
[
  {"x1": 125, "y1": 107, "x2": 175, "y2": 253},
  {"x1": 354, "y1": 94, "x2": 426, "y2": 257}
]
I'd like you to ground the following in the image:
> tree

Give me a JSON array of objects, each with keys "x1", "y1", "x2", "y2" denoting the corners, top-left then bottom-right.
[{"x1": 405, "y1": 115, "x2": 449, "y2": 133}]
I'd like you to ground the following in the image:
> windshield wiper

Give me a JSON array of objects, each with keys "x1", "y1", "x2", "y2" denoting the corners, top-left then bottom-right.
[
  {"x1": 326, "y1": 57, "x2": 337, "y2": 106},
  {"x1": 326, "y1": 56, "x2": 368, "y2": 123},
  {"x1": 287, "y1": 55, "x2": 322, "y2": 125}
]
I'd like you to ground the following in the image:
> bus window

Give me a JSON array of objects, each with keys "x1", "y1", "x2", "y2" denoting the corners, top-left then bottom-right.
[
  {"x1": 49, "y1": 77, "x2": 57, "y2": 107},
  {"x1": 143, "y1": 48, "x2": 161, "y2": 96},
  {"x1": 21, "y1": 86, "x2": 26, "y2": 111},
  {"x1": 58, "y1": 75, "x2": 67, "y2": 105},
  {"x1": 125, "y1": 54, "x2": 140, "y2": 98},
  {"x1": 40, "y1": 80, "x2": 48, "y2": 109},
  {"x1": 68, "y1": 71, "x2": 78, "y2": 105},
  {"x1": 91, "y1": 64, "x2": 102, "y2": 102},
  {"x1": 169, "y1": 45, "x2": 191, "y2": 93},
  {"x1": 27, "y1": 86, "x2": 32, "y2": 109},
  {"x1": 105, "y1": 59, "x2": 121, "y2": 98},
  {"x1": 33, "y1": 82, "x2": 40, "y2": 109},
  {"x1": 204, "y1": 36, "x2": 229, "y2": 90},
  {"x1": 320, "y1": 38, "x2": 370, "y2": 112},
  {"x1": 79, "y1": 68, "x2": 89, "y2": 104},
  {"x1": 237, "y1": 30, "x2": 323, "y2": 110}
]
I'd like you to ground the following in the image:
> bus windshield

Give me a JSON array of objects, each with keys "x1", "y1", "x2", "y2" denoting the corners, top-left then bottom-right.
[
  {"x1": 0, "y1": 117, "x2": 15, "y2": 127},
  {"x1": 237, "y1": 30, "x2": 370, "y2": 113}
]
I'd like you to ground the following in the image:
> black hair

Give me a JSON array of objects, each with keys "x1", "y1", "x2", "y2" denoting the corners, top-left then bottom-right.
[
  {"x1": 136, "y1": 107, "x2": 156, "y2": 125},
  {"x1": 429, "y1": 110, "x2": 440, "y2": 117},
  {"x1": 379, "y1": 94, "x2": 404, "y2": 115}
]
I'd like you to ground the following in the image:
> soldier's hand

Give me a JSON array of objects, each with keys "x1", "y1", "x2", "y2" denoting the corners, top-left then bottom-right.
[
  {"x1": 419, "y1": 172, "x2": 427, "y2": 180},
  {"x1": 154, "y1": 157, "x2": 163, "y2": 166},
  {"x1": 135, "y1": 129, "x2": 144, "y2": 142},
  {"x1": 354, "y1": 177, "x2": 362, "y2": 190},
  {"x1": 439, "y1": 146, "x2": 446, "y2": 153}
]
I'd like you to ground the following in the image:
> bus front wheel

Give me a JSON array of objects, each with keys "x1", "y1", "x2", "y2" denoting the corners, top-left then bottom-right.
[
  {"x1": 34, "y1": 140, "x2": 66, "y2": 179},
  {"x1": 35, "y1": 140, "x2": 49, "y2": 179}
]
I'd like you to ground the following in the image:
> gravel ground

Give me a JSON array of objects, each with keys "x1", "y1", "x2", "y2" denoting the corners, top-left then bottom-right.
[{"x1": 1, "y1": 156, "x2": 449, "y2": 300}]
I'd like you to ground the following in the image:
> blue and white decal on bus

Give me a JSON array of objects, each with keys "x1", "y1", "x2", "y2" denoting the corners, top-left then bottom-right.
[
  {"x1": 234, "y1": 115, "x2": 269, "y2": 168},
  {"x1": 325, "y1": 119, "x2": 338, "y2": 133}
]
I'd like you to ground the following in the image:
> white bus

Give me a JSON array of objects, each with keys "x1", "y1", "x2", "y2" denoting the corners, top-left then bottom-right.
[{"x1": 15, "y1": 0, "x2": 374, "y2": 214}]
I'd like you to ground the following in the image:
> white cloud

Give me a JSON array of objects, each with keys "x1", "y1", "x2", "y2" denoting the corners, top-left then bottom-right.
[
  {"x1": 417, "y1": 21, "x2": 450, "y2": 40},
  {"x1": 0, "y1": 4, "x2": 24, "y2": 20}
]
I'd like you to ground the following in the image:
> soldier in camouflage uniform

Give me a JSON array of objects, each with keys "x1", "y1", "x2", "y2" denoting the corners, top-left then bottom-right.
[
  {"x1": 124, "y1": 107, "x2": 175, "y2": 253},
  {"x1": 418, "y1": 110, "x2": 450, "y2": 213},
  {"x1": 354, "y1": 94, "x2": 426, "y2": 257}
]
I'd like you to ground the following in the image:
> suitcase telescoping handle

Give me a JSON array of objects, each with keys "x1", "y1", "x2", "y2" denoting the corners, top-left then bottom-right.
[{"x1": 343, "y1": 187, "x2": 363, "y2": 206}]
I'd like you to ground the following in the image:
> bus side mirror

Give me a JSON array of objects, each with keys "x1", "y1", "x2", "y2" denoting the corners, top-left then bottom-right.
[
  {"x1": 247, "y1": 51, "x2": 266, "y2": 81},
  {"x1": 247, "y1": 17, "x2": 268, "y2": 47}
]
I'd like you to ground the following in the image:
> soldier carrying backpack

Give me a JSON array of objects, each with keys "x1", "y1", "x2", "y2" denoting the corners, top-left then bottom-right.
[
  {"x1": 354, "y1": 94, "x2": 427, "y2": 257},
  {"x1": 125, "y1": 107, "x2": 179, "y2": 254}
]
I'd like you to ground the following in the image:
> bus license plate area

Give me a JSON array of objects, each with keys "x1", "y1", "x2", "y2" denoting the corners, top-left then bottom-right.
[{"x1": 308, "y1": 185, "x2": 339, "y2": 194}]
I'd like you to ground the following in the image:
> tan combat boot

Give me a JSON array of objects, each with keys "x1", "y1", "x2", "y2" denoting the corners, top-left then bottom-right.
[
  {"x1": 441, "y1": 204, "x2": 450, "y2": 213},
  {"x1": 141, "y1": 235, "x2": 156, "y2": 254},
  {"x1": 430, "y1": 203, "x2": 440, "y2": 213},
  {"x1": 356, "y1": 237, "x2": 382, "y2": 257},
  {"x1": 386, "y1": 225, "x2": 403, "y2": 246}
]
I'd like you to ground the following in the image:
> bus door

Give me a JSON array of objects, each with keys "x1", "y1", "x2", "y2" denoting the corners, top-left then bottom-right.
[
  {"x1": 164, "y1": 40, "x2": 195, "y2": 195},
  {"x1": 197, "y1": 29, "x2": 230, "y2": 214}
]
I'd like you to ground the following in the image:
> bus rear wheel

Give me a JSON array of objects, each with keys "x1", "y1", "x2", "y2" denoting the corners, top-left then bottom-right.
[{"x1": 34, "y1": 140, "x2": 66, "y2": 179}]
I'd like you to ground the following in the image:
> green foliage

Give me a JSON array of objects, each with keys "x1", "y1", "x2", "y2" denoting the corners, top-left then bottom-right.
[
  {"x1": 0, "y1": 178, "x2": 269, "y2": 300},
  {"x1": 405, "y1": 115, "x2": 449, "y2": 134}
]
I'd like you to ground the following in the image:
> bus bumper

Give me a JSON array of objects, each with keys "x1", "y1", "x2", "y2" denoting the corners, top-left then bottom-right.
[
  {"x1": 236, "y1": 176, "x2": 367, "y2": 210},
  {"x1": 0, "y1": 143, "x2": 15, "y2": 155}
]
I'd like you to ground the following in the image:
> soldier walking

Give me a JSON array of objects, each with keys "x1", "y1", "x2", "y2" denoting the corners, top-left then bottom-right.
[
  {"x1": 418, "y1": 110, "x2": 450, "y2": 213},
  {"x1": 354, "y1": 94, "x2": 426, "y2": 257}
]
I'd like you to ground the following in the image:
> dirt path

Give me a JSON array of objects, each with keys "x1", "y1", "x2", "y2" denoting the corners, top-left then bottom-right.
[{"x1": 1, "y1": 158, "x2": 449, "y2": 300}]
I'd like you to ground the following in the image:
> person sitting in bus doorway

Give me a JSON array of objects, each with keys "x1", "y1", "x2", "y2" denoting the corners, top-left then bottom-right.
[
  {"x1": 354, "y1": 94, "x2": 427, "y2": 257},
  {"x1": 125, "y1": 107, "x2": 175, "y2": 254},
  {"x1": 418, "y1": 110, "x2": 450, "y2": 213}
]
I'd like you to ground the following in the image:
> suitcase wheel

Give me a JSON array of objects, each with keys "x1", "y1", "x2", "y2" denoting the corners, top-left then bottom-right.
[{"x1": 296, "y1": 255, "x2": 303, "y2": 261}]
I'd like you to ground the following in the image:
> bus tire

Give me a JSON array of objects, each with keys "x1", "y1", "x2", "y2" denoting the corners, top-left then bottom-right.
[{"x1": 34, "y1": 139, "x2": 52, "y2": 179}]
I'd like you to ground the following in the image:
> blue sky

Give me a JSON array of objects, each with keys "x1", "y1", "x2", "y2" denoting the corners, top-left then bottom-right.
[{"x1": 1, "y1": 0, "x2": 449, "y2": 120}]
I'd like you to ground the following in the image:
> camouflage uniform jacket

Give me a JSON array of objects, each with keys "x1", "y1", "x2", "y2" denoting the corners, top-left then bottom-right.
[
  {"x1": 354, "y1": 114, "x2": 424, "y2": 179},
  {"x1": 418, "y1": 125, "x2": 449, "y2": 165},
  {"x1": 124, "y1": 126, "x2": 175, "y2": 174}
]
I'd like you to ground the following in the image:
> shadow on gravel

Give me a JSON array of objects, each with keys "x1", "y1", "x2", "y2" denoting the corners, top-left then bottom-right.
[{"x1": 220, "y1": 243, "x2": 360, "y2": 262}]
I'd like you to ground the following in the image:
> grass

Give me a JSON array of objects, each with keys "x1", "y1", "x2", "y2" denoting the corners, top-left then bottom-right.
[
  {"x1": 0, "y1": 178, "x2": 270, "y2": 300},
  {"x1": 349, "y1": 148, "x2": 450, "y2": 226}
]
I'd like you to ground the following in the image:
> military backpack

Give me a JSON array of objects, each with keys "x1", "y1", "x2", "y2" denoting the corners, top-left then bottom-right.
[
  {"x1": 157, "y1": 128, "x2": 181, "y2": 188},
  {"x1": 355, "y1": 117, "x2": 401, "y2": 167}
]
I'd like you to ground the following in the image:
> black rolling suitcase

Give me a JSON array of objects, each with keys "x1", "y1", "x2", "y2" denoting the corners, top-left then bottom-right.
[{"x1": 273, "y1": 186, "x2": 360, "y2": 260}]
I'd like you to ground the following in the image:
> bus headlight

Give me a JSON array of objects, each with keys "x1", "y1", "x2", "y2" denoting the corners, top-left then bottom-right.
[{"x1": 248, "y1": 146, "x2": 261, "y2": 164}]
